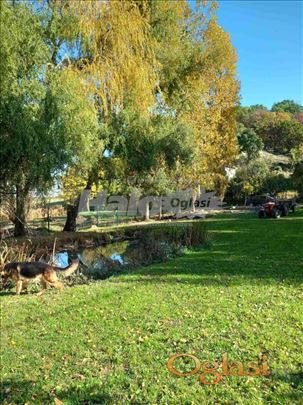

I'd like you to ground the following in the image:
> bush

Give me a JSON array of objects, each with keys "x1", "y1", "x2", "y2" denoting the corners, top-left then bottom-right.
[
  {"x1": 138, "y1": 221, "x2": 210, "y2": 261},
  {"x1": 188, "y1": 221, "x2": 211, "y2": 247}
]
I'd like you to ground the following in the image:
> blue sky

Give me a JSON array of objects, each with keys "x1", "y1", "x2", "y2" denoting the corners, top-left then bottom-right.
[{"x1": 216, "y1": 0, "x2": 302, "y2": 108}]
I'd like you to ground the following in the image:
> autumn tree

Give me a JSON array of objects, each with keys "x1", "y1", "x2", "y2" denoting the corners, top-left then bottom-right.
[
  {"x1": 53, "y1": 0, "x2": 160, "y2": 230},
  {"x1": 176, "y1": 16, "x2": 239, "y2": 196},
  {"x1": 58, "y1": 0, "x2": 240, "y2": 226},
  {"x1": 148, "y1": 1, "x2": 239, "y2": 197}
]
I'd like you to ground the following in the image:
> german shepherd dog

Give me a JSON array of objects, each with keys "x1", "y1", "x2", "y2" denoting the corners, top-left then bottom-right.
[{"x1": 0, "y1": 259, "x2": 79, "y2": 295}]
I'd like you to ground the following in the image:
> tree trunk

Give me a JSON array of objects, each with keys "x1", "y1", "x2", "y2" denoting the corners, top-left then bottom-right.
[
  {"x1": 63, "y1": 201, "x2": 79, "y2": 232},
  {"x1": 144, "y1": 201, "x2": 150, "y2": 221},
  {"x1": 214, "y1": 175, "x2": 227, "y2": 199},
  {"x1": 159, "y1": 196, "x2": 162, "y2": 219},
  {"x1": 191, "y1": 189, "x2": 197, "y2": 212},
  {"x1": 63, "y1": 175, "x2": 93, "y2": 232},
  {"x1": 80, "y1": 192, "x2": 91, "y2": 213},
  {"x1": 14, "y1": 185, "x2": 28, "y2": 237},
  {"x1": 81, "y1": 177, "x2": 93, "y2": 212}
]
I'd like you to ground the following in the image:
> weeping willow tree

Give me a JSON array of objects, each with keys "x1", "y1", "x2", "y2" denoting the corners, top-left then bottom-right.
[
  {"x1": 59, "y1": 0, "x2": 161, "y2": 229},
  {"x1": 70, "y1": 0, "x2": 158, "y2": 115},
  {"x1": 4, "y1": 0, "x2": 239, "y2": 231},
  {"x1": 61, "y1": 0, "x2": 239, "y2": 228}
]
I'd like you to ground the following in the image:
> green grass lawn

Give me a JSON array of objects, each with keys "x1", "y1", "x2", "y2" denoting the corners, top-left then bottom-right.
[{"x1": 1, "y1": 211, "x2": 303, "y2": 404}]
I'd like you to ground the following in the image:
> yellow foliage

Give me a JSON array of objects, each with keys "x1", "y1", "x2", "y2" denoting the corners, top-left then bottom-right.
[
  {"x1": 60, "y1": 1, "x2": 239, "y2": 197},
  {"x1": 61, "y1": 167, "x2": 103, "y2": 202},
  {"x1": 61, "y1": 168, "x2": 87, "y2": 202},
  {"x1": 69, "y1": 0, "x2": 158, "y2": 116},
  {"x1": 179, "y1": 17, "x2": 239, "y2": 194},
  {"x1": 243, "y1": 182, "x2": 254, "y2": 195}
]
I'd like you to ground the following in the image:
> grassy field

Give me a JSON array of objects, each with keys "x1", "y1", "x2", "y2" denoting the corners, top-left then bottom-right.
[{"x1": 1, "y1": 211, "x2": 303, "y2": 404}]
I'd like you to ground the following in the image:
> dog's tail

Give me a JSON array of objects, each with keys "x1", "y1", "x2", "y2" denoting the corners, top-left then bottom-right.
[{"x1": 56, "y1": 259, "x2": 79, "y2": 278}]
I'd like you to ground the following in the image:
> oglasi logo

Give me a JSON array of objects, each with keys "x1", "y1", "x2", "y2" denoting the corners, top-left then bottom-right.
[{"x1": 167, "y1": 353, "x2": 269, "y2": 385}]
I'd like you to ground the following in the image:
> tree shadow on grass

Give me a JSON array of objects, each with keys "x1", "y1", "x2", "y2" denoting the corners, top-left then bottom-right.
[
  {"x1": 269, "y1": 371, "x2": 303, "y2": 402},
  {"x1": 111, "y1": 246, "x2": 303, "y2": 286},
  {"x1": 272, "y1": 370, "x2": 303, "y2": 389},
  {"x1": 107, "y1": 210, "x2": 303, "y2": 286},
  {"x1": 0, "y1": 379, "x2": 112, "y2": 405},
  {"x1": 0, "y1": 289, "x2": 35, "y2": 297},
  {"x1": 1, "y1": 373, "x2": 302, "y2": 404},
  {"x1": 0, "y1": 290, "x2": 16, "y2": 296}
]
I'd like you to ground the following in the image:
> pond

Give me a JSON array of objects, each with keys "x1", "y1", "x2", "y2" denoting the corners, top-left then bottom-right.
[
  {"x1": 53, "y1": 238, "x2": 186, "y2": 281},
  {"x1": 50, "y1": 222, "x2": 209, "y2": 282}
]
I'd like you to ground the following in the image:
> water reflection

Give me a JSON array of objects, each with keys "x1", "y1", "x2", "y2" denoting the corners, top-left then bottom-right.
[
  {"x1": 54, "y1": 251, "x2": 69, "y2": 268},
  {"x1": 110, "y1": 253, "x2": 125, "y2": 265},
  {"x1": 53, "y1": 238, "x2": 185, "y2": 280}
]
